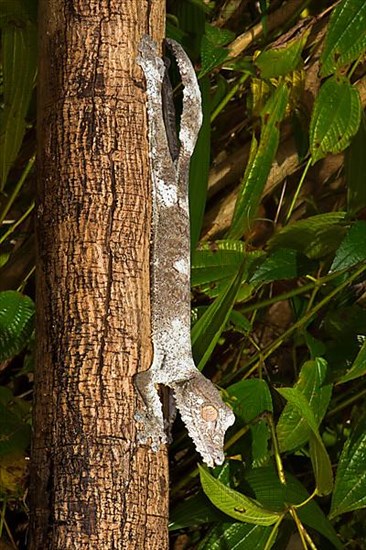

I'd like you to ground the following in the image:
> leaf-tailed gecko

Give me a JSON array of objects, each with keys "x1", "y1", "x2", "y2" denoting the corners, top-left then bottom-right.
[{"x1": 134, "y1": 35, "x2": 235, "y2": 467}]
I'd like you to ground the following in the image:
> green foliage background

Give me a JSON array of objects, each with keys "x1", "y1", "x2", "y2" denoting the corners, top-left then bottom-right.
[{"x1": 1, "y1": 0, "x2": 366, "y2": 547}]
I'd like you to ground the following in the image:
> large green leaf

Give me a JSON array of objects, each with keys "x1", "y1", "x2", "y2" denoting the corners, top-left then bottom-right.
[
  {"x1": 277, "y1": 359, "x2": 332, "y2": 452},
  {"x1": 255, "y1": 29, "x2": 309, "y2": 78},
  {"x1": 198, "y1": 522, "x2": 274, "y2": 550},
  {"x1": 199, "y1": 466, "x2": 282, "y2": 525},
  {"x1": 227, "y1": 379, "x2": 273, "y2": 467},
  {"x1": 191, "y1": 260, "x2": 246, "y2": 370},
  {"x1": 337, "y1": 338, "x2": 366, "y2": 383},
  {"x1": 199, "y1": 24, "x2": 234, "y2": 77},
  {"x1": 244, "y1": 467, "x2": 342, "y2": 549},
  {"x1": 227, "y1": 379, "x2": 273, "y2": 424},
  {"x1": 189, "y1": 76, "x2": 211, "y2": 248},
  {"x1": 331, "y1": 221, "x2": 366, "y2": 272},
  {"x1": 346, "y1": 114, "x2": 366, "y2": 215},
  {"x1": 269, "y1": 212, "x2": 347, "y2": 259},
  {"x1": 228, "y1": 82, "x2": 289, "y2": 238},
  {"x1": 330, "y1": 411, "x2": 366, "y2": 518},
  {"x1": 309, "y1": 76, "x2": 361, "y2": 163},
  {"x1": 192, "y1": 240, "x2": 261, "y2": 297},
  {"x1": 0, "y1": 21, "x2": 37, "y2": 189},
  {"x1": 277, "y1": 387, "x2": 333, "y2": 496},
  {"x1": 320, "y1": 0, "x2": 366, "y2": 77},
  {"x1": 0, "y1": 291, "x2": 35, "y2": 361},
  {"x1": 169, "y1": 492, "x2": 225, "y2": 530},
  {"x1": 249, "y1": 248, "x2": 299, "y2": 283}
]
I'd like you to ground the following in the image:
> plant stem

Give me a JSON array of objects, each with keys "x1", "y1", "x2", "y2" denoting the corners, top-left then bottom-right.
[
  {"x1": 240, "y1": 266, "x2": 351, "y2": 315},
  {"x1": 327, "y1": 387, "x2": 366, "y2": 418},
  {"x1": 0, "y1": 201, "x2": 35, "y2": 245},
  {"x1": 211, "y1": 73, "x2": 249, "y2": 122},
  {"x1": 267, "y1": 413, "x2": 286, "y2": 485},
  {"x1": 225, "y1": 263, "x2": 366, "y2": 384},
  {"x1": 285, "y1": 156, "x2": 312, "y2": 223},
  {"x1": 0, "y1": 154, "x2": 36, "y2": 226},
  {"x1": 0, "y1": 500, "x2": 5, "y2": 537}
]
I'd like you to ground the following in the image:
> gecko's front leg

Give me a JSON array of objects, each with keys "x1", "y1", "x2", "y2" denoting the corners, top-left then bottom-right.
[{"x1": 134, "y1": 344, "x2": 167, "y2": 450}]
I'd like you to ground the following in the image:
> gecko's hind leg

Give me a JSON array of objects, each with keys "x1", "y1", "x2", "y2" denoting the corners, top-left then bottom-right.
[{"x1": 134, "y1": 353, "x2": 167, "y2": 450}]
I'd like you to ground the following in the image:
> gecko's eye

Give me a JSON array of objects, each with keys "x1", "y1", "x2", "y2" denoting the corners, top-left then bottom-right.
[{"x1": 201, "y1": 404, "x2": 218, "y2": 422}]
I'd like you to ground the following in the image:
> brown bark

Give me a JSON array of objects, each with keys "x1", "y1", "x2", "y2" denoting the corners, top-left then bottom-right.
[{"x1": 31, "y1": 1, "x2": 168, "y2": 548}]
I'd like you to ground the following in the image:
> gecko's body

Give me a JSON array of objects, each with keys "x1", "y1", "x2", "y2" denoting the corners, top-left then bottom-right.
[{"x1": 134, "y1": 36, "x2": 235, "y2": 467}]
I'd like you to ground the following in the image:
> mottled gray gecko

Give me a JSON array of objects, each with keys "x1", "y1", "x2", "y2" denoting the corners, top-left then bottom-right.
[{"x1": 134, "y1": 35, "x2": 235, "y2": 467}]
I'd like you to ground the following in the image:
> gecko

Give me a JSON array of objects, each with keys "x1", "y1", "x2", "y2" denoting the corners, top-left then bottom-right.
[{"x1": 134, "y1": 35, "x2": 235, "y2": 468}]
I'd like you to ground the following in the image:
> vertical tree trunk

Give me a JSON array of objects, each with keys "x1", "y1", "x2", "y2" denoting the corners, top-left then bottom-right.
[{"x1": 31, "y1": 1, "x2": 168, "y2": 548}]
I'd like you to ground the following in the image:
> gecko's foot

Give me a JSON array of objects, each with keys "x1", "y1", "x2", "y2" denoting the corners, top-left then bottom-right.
[
  {"x1": 134, "y1": 410, "x2": 167, "y2": 451},
  {"x1": 135, "y1": 410, "x2": 167, "y2": 451}
]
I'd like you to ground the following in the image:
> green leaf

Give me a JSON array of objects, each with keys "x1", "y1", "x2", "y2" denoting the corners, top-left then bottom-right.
[
  {"x1": 198, "y1": 522, "x2": 274, "y2": 550},
  {"x1": 192, "y1": 240, "x2": 261, "y2": 297},
  {"x1": 269, "y1": 212, "x2": 347, "y2": 259},
  {"x1": 244, "y1": 467, "x2": 342, "y2": 548},
  {"x1": 250, "y1": 248, "x2": 299, "y2": 283},
  {"x1": 199, "y1": 466, "x2": 282, "y2": 525},
  {"x1": 331, "y1": 221, "x2": 366, "y2": 272},
  {"x1": 191, "y1": 260, "x2": 246, "y2": 370},
  {"x1": 227, "y1": 379, "x2": 273, "y2": 424},
  {"x1": 309, "y1": 76, "x2": 361, "y2": 163},
  {"x1": 227, "y1": 379, "x2": 273, "y2": 467},
  {"x1": 229, "y1": 310, "x2": 252, "y2": 335},
  {"x1": 320, "y1": 0, "x2": 366, "y2": 77},
  {"x1": 199, "y1": 36, "x2": 229, "y2": 77},
  {"x1": 0, "y1": 21, "x2": 37, "y2": 189},
  {"x1": 0, "y1": 291, "x2": 35, "y2": 361},
  {"x1": 204, "y1": 23, "x2": 235, "y2": 47},
  {"x1": 192, "y1": 240, "x2": 245, "y2": 286},
  {"x1": 346, "y1": 114, "x2": 366, "y2": 215},
  {"x1": 255, "y1": 29, "x2": 310, "y2": 78},
  {"x1": 338, "y1": 338, "x2": 366, "y2": 383},
  {"x1": 229, "y1": 82, "x2": 289, "y2": 238},
  {"x1": 277, "y1": 387, "x2": 333, "y2": 495},
  {"x1": 169, "y1": 492, "x2": 225, "y2": 530},
  {"x1": 277, "y1": 359, "x2": 332, "y2": 452},
  {"x1": 190, "y1": 76, "x2": 211, "y2": 248},
  {"x1": 330, "y1": 411, "x2": 366, "y2": 518}
]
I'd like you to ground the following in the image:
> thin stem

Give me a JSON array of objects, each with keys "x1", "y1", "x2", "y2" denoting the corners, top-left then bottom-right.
[
  {"x1": 240, "y1": 266, "x2": 351, "y2": 316},
  {"x1": 225, "y1": 263, "x2": 366, "y2": 384},
  {"x1": 0, "y1": 154, "x2": 35, "y2": 226},
  {"x1": 264, "y1": 515, "x2": 283, "y2": 550},
  {"x1": 285, "y1": 156, "x2": 312, "y2": 223},
  {"x1": 224, "y1": 425, "x2": 250, "y2": 450},
  {"x1": 293, "y1": 488, "x2": 317, "y2": 509},
  {"x1": 211, "y1": 73, "x2": 249, "y2": 123},
  {"x1": 0, "y1": 201, "x2": 35, "y2": 245},
  {"x1": 348, "y1": 52, "x2": 364, "y2": 79},
  {"x1": 0, "y1": 500, "x2": 6, "y2": 537},
  {"x1": 327, "y1": 387, "x2": 366, "y2": 418},
  {"x1": 3, "y1": 514, "x2": 17, "y2": 549},
  {"x1": 267, "y1": 413, "x2": 286, "y2": 485},
  {"x1": 17, "y1": 265, "x2": 36, "y2": 292},
  {"x1": 290, "y1": 508, "x2": 310, "y2": 549}
]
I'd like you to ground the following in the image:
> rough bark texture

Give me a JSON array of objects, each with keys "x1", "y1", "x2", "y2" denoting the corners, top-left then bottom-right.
[{"x1": 31, "y1": 1, "x2": 168, "y2": 548}]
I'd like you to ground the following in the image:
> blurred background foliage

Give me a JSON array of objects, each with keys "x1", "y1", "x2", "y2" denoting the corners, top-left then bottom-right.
[{"x1": 1, "y1": 0, "x2": 366, "y2": 547}]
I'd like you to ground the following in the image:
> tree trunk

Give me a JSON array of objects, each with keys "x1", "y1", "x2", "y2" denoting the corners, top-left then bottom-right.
[{"x1": 31, "y1": 1, "x2": 168, "y2": 548}]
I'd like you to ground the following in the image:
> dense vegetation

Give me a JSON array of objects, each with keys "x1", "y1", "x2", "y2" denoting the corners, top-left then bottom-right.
[{"x1": 1, "y1": 0, "x2": 366, "y2": 547}]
